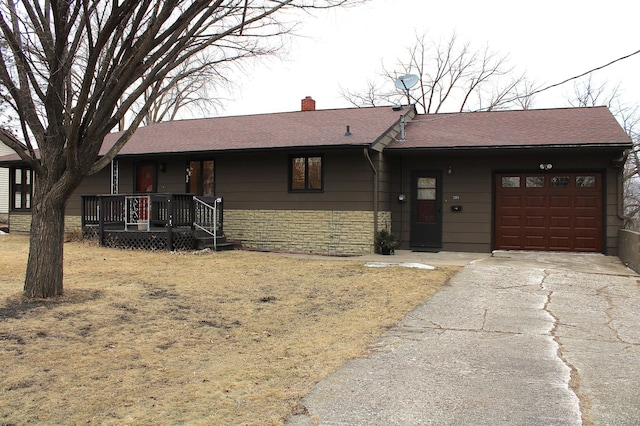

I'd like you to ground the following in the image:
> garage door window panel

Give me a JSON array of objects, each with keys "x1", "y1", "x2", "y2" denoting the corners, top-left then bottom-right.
[
  {"x1": 526, "y1": 176, "x2": 545, "y2": 188},
  {"x1": 551, "y1": 176, "x2": 570, "y2": 187},
  {"x1": 576, "y1": 176, "x2": 597, "y2": 187},
  {"x1": 501, "y1": 176, "x2": 520, "y2": 188}
]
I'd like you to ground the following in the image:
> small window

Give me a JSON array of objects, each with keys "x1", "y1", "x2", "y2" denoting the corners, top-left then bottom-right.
[
  {"x1": 551, "y1": 176, "x2": 570, "y2": 187},
  {"x1": 416, "y1": 177, "x2": 438, "y2": 223},
  {"x1": 526, "y1": 176, "x2": 544, "y2": 188},
  {"x1": 501, "y1": 176, "x2": 520, "y2": 188},
  {"x1": 576, "y1": 176, "x2": 596, "y2": 188},
  {"x1": 290, "y1": 155, "x2": 323, "y2": 191},
  {"x1": 11, "y1": 167, "x2": 34, "y2": 210}
]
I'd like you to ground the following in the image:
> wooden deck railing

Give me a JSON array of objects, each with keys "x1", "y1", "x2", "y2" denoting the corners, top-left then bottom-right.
[
  {"x1": 80, "y1": 194, "x2": 223, "y2": 250},
  {"x1": 193, "y1": 196, "x2": 224, "y2": 250}
]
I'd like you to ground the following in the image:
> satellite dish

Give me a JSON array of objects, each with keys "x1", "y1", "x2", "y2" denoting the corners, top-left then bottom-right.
[
  {"x1": 395, "y1": 74, "x2": 419, "y2": 106},
  {"x1": 395, "y1": 74, "x2": 419, "y2": 91}
]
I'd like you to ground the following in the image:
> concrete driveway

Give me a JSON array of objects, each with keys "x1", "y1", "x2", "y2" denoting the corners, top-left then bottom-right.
[{"x1": 288, "y1": 251, "x2": 640, "y2": 425}]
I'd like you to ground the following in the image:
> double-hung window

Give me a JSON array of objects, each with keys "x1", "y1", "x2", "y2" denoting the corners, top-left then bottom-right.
[
  {"x1": 11, "y1": 167, "x2": 34, "y2": 210},
  {"x1": 289, "y1": 155, "x2": 323, "y2": 192}
]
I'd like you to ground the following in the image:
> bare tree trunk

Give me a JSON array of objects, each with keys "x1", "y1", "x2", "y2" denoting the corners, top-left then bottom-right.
[{"x1": 24, "y1": 189, "x2": 66, "y2": 298}]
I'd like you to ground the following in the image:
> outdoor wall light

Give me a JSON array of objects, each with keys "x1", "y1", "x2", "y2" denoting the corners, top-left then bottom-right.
[
  {"x1": 539, "y1": 163, "x2": 553, "y2": 170},
  {"x1": 398, "y1": 194, "x2": 406, "y2": 203},
  {"x1": 447, "y1": 165, "x2": 453, "y2": 175}
]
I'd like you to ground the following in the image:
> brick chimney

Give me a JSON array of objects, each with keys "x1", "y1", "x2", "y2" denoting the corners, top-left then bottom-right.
[{"x1": 301, "y1": 96, "x2": 316, "y2": 111}]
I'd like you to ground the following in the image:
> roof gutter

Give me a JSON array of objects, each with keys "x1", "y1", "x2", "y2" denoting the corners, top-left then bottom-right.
[{"x1": 385, "y1": 143, "x2": 632, "y2": 152}]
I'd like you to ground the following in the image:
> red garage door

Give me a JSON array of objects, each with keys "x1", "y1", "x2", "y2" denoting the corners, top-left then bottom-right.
[{"x1": 495, "y1": 172, "x2": 604, "y2": 252}]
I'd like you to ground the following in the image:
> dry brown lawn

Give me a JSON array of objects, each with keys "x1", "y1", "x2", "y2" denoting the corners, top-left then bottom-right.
[{"x1": 0, "y1": 234, "x2": 459, "y2": 425}]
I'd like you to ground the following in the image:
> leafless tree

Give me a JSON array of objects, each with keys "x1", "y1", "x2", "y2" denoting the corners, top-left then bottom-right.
[
  {"x1": 568, "y1": 76, "x2": 621, "y2": 109},
  {"x1": 133, "y1": 34, "x2": 282, "y2": 126},
  {"x1": 569, "y1": 77, "x2": 640, "y2": 229},
  {"x1": 342, "y1": 32, "x2": 536, "y2": 113},
  {"x1": 340, "y1": 78, "x2": 389, "y2": 108},
  {"x1": 137, "y1": 57, "x2": 228, "y2": 126},
  {"x1": 0, "y1": 0, "x2": 358, "y2": 298}
]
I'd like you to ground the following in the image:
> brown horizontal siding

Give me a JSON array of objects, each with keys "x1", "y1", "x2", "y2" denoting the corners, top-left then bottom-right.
[
  {"x1": 67, "y1": 168, "x2": 111, "y2": 216},
  {"x1": 392, "y1": 153, "x2": 495, "y2": 252},
  {"x1": 443, "y1": 201, "x2": 492, "y2": 214},
  {"x1": 216, "y1": 149, "x2": 374, "y2": 211},
  {"x1": 389, "y1": 148, "x2": 625, "y2": 254},
  {"x1": 443, "y1": 216, "x2": 492, "y2": 232},
  {"x1": 443, "y1": 191, "x2": 492, "y2": 204},
  {"x1": 443, "y1": 242, "x2": 492, "y2": 252},
  {"x1": 65, "y1": 149, "x2": 376, "y2": 221}
]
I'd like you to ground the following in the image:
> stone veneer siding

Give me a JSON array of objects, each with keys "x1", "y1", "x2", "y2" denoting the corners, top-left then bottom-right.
[
  {"x1": 8, "y1": 213, "x2": 82, "y2": 233},
  {"x1": 224, "y1": 209, "x2": 392, "y2": 255},
  {"x1": 9, "y1": 210, "x2": 394, "y2": 256}
]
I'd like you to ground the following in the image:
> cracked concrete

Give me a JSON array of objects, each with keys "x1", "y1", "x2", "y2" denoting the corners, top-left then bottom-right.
[{"x1": 288, "y1": 251, "x2": 640, "y2": 425}]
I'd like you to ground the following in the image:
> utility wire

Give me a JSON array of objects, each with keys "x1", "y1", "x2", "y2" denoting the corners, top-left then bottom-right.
[
  {"x1": 526, "y1": 48, "x2": 640, "y2": 98},
  {"x1": 408, "y1": 47, "x2": 640, "y2": 122}
]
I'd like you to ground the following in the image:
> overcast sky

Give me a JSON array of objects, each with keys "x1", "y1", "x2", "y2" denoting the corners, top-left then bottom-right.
[{"x1": 220, "y1": 0, "x2": 640, "y2": 117}]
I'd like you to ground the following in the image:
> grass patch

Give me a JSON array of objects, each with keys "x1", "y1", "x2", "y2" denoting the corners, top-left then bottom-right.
[{"x1": 0, "y1": 234, "x2": 459, "y2": 425}]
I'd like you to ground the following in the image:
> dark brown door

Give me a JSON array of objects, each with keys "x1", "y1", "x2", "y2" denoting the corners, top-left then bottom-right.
[
  {"x1": 410, "y1": 171, "x2": 443, "y2": 249},
  {"x1": 495, "y1": 172, "x2": 604, "y2": 252}
]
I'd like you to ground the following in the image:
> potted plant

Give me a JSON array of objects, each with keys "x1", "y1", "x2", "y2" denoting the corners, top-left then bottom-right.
[{"x1": 375, "y1": 229, "x2": 397, "y2": 255}]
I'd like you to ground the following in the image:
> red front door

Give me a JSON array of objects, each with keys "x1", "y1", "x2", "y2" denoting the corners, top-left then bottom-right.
[{"x1": 135, "y1": 163, "x2": 156, "y2": 193}]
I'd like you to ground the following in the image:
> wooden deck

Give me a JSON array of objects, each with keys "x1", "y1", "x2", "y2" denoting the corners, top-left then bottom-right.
[{"x1": 81, "y1": 194, "x2": 230, "y2": 251}]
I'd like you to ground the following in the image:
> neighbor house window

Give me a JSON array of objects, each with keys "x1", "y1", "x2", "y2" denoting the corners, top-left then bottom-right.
[
  {"x1": 11, "y1": 167, "x2": 34, "y2": 210},
  {"x1": 290, "y1": 155, "x2": 323, "y2": 191}
]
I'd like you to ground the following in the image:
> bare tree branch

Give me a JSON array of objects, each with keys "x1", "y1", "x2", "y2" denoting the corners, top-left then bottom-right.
[
  {"x1": 343, "y1": 32, "x2": 537, "y2": 114},
  {"x1": 568, "y1": 78, "x2": 640, "y2": 229}
]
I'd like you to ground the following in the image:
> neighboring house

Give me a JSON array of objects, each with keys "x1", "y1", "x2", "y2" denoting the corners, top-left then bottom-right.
[
  {"x1": 0, "y1": 98, "x2": 632, "y2": 255},
  {"x1": 0, "y1": 143, "x2": 13, "y2": 222}
]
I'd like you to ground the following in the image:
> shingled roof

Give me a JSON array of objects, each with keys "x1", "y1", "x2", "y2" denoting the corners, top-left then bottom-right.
[
  {"x1": 0, "y1": 105, "x2": 631, "y2": 165},
  {"x1": 388, "y1": 106, "x2": 631, "y2": 150},
  {"x1": 100, "y1": 105, "x2": 407, "y2": 156}
]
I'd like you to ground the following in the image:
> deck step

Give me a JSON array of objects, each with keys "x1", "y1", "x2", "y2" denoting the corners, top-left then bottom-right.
[{"x1": 194, "y1": 235, "x2": 235, "y2": 251}]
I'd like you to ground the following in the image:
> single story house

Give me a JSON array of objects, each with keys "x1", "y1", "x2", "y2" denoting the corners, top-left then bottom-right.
[
  {"x1": 0, "y1": 98, "x2": 632, "y2": 255},
  {"x1": 0, "y1": 143, "x2": 12, "y2": 221}
]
